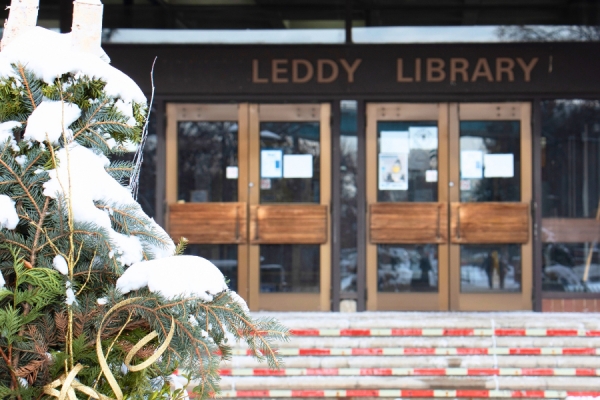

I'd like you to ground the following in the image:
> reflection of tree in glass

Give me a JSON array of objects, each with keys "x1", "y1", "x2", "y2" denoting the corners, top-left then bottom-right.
[
  {"x1": 462, "y1": 121, "x2": 520, "y2": 202},
  {"x1": 260, "y1": 122, "x2": 320, "y2": 203},
  {"x1": 541, "y1": 100, "x2": 600, "y2": 218},
  {"x1": 178, "y1": 121, "x2": 238, "y2": 202},
  {"x1": 496, "y1": 26, "x2": 600, "y2": 42}
]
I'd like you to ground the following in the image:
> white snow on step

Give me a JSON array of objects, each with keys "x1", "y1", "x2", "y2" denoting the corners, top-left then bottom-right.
[
  {"x1": 0, "y1": 121, "x2": 21, "y2": 152},
  {"x1": 116, "y1": 255, "x2": 229, "y2": 301},
  {"x1": 0, "y1": 194, "x2": 19, "y2": 230},
  {"x1": 0, "y1": 27, "x2": 145, "y2": 103},
  {"x1": 24, "y1": 101, "x2": 81, "y2": 144},
  {"x1": 42, "y1": 143, "x2": 174, "y2": 265}
]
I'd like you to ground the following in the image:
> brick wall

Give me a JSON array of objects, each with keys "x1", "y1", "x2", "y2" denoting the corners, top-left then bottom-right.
[{"x1": 542, "y1": 298, "x2": 600, "y2": 312}]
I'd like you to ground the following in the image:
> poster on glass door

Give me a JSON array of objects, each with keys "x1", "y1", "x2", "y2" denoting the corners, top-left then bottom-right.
[{"x1": 379, "y1": 153, "x2": 409, "y2": 190}]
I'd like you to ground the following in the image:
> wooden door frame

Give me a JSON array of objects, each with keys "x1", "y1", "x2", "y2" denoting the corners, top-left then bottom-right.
[
  {"x1": 449, "y1": 102, "x2": 532, "y2": 311},
  {"x1": 365, "y1": 103, "x2": 450, "y2": 311},
  {"x1": 248, "y1": 103, "x2": 332, "y2": 311},
  {"x1": 165, "y1": 103, "x2": 250, "y2": 302}
]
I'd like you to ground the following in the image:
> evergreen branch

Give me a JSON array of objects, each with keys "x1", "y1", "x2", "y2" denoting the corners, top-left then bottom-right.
[
  {"x1": 0, "y1": 158, "x2": 42, "y2": 216},
  {"x1": 71, "y1": 98, "x2": 110, "y2": 139},
  {"x1": 21, "y1": 152, "x2": 44, "y2": 176},
  {"x1": 30, "y1": 197, "x2": 49, "y2": 266},
  {"x1": 17, "y1": 66, "x2": 36, "y2": 111}
]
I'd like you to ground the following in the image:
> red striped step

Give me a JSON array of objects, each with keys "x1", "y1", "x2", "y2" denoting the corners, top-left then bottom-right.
[
  {"x1": 229, "y1": 347, "x2": 599, "y2": 356},
  {"x1": 209, "y1": 389, "x2": 600, "y2": 398},
  {"x1": 218, "y1": 367, "x2": 599, "y2": 376},
  {"x1": 289, "y1": 328, "x2": 600, "y2": 337}
]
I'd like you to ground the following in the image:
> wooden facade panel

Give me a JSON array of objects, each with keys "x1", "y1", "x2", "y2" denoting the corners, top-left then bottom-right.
[
  {"x1": 541, "y1": 218, "x2": 600, "y2": 243},
  {"x1": 258, "y1": 104, "x2": 321, "y2": 121},
  {"x1": 450, "y1": 202, "x2": 529, "y2": 244},
  {"x1": 458, "y1": 103, "x2": 522, "y2": 120},
  {"x1": 169, "y1": 203, "x2": 247, "y2": 244},
  {"x1": 250, "y1": 205, "x2": 327, "y2": 244},
  {"x1": 369, "y1": 203, "x2": 448, "y2": 244}
]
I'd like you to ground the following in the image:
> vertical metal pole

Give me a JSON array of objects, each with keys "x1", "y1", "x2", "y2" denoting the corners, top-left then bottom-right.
[
  {"x1": 155, "y1": 99, "x2": 167, "y2": 228},
  {"x1": 532, "y1": 99, "x2": 543, "y2": 312},
  {"x1": 345, "y1": 0, "x2": 353, "y2": 44},
  {"x1": 331, "y1": 102, "x2": 342, "y2": 311},
  {"x1": 356, "y1": 100, "x2": 367, "y2": 311}
]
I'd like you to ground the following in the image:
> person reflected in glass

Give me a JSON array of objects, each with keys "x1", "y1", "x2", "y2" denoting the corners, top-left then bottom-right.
[
  {"x1": 412, "y1": 246, "x2": 432, "y2": 289},
  {"x1": 483, "y1": 249, "x2": 507, "y2": 289}
]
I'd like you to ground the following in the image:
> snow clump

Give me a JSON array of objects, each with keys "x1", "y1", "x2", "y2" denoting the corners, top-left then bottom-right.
[
  {"x1": 0, "y1": 121, "x2": 21, "y2": 152},
  {"x1": 53, "y1": 255, "x2": 68, "y2": 275},
  {"x1": 0, "y1": 27, "x2": 145, "y2": 103},
  {"x1": 42, "y1": 143, "x2": 175, "y2": 265},
  {"x1": 116, "y1": 255, "x2": 229, "y2": 301},
  {"x1": 23, "y1": 101, "x2": 81, "y2": 144},
  {"x1": 0, "y1": 195, "x2": 19, "y2": 230}
]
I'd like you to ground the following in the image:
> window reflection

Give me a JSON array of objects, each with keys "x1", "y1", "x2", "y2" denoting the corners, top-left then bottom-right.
[
  {"x1": 541, "y1": 99, "x2": 600, "y2": 293},
  {"x1": 377, "y1": 121, "x2": 438, "y2": 203},
  {"x1": 541, "y1": 100, "x2": 600, "y2": 218},
  {"x1": 177, "y1": 121, "x2": 238, "y2": 203},
  {"x1": 260, "y1": 245, "x2": 320, "y2": 293},
  {"x1": 185, "y1": 244, "x2": 238, "y2": 292},
  {"x1": 460, "y1": 121, "x2": 520, "y2": 202},
  {"x1": 260, "y1": 122, "x2": 320, "y2": 204},
  {"x1": 460, "y1": 244, "x2": 521, "y2": 293},
  {"x1": 543, "y1": 243, "x2": 600, "y2": 292},
  {"x1": 377, "y1": 245, "x2": 438, "y2": 292},
  {"x1": 340, "y1": 101, "x2": 358, "y2": 292}
]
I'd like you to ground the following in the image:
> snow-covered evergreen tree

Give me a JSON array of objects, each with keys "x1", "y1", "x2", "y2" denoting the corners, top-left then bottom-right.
[{"x1": 0, "y1": 5, "x2": 286, "y2": 399}]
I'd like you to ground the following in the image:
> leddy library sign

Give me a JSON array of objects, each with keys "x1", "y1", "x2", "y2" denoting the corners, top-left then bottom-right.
[
  {"x1": 106, "y1": 42, "x2": 600, "y2": 97},
  {"x1": 252, "y1": 57, "x2": 539, "y2": 84}
]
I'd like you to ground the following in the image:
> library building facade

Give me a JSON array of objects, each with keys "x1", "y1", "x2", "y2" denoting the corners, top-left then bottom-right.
[{"x1": 107, "y1": 41, "x2": 600, "y2": 313}]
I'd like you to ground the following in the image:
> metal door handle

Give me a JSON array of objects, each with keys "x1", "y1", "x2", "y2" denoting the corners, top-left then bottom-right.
[
  {"x1": 235, "y1": 205, "x2": 240, "y2": 242},
  {"x1": 254, "y1": 206, "x2": 260, "y2": 241},
  {"x1": 456, "y1": 205, "x2": 461, "y2": 240},
  {"x1": 436, "y1": 205, "x2": 441, "y2": 240}
]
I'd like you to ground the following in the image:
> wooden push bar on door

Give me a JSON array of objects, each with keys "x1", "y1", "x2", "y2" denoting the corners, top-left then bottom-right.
[
  {"x1": 250, "y1": 205, "x2": 328, "y2": 244},
  {"x1": 450, "y1": 202, "x2": 529, "y2": 244},
  {"x1": 169, "y1": 203, "x2": 247, "y2": 244},
  {"x1": 369, "y1": 203, "x2": 448, "y2": 244}
]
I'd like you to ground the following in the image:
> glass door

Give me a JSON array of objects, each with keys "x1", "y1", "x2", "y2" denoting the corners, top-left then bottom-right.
[
  {"x1": 166, "y1": 103, "x2": 249, "y2": 300},
  {"x1": 449, "y1": 103, "x2": 532, "y2": 311},
  {"x1": 366, "y1": 102, "x2": 532, "y2": 311},
  {"x1": 248, "y1": 104, "x2": 331, "y2": 311},
  {"x1": 366, "y1": 103, "x2": 449, "y2": 311}
]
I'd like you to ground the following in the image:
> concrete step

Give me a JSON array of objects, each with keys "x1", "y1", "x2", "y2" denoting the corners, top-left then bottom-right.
[
  {"x1": 219, "y1": 367, "x2": 600, "y2": 377},
  {"x1": 202, "y1": 312, "x2": 600, "y2": 398},
  {"x1": 233, "y1": 336, "x2": 600, "y2": 348},
  {"x1": 230, "y1": 347, "x2": 599, "y2": 356},
  {"x1": 221, "y1": 355, "x2": 600, "y2": 369},
  {"x1": 215, "y1": 376, "x2": 600, "y2": 391},
  {"x1": 260, "y1": 312, "x2": 600, "y2": 329}
]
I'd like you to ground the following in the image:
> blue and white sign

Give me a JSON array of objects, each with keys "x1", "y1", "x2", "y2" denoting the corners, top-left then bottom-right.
[{"x1": 261, "y1": 149, "x2": 283, "y2": 178}]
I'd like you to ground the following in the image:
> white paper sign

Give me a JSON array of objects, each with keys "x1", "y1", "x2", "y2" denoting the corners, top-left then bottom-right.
[
  {"x1": 226, "y1": 166, "x2": 238, "y2": 179},
  {"x1": 425, "y1": 169, "x2": 438, "y2": 182},
  {"x1": 381, "y1": 131, "x2": 409, "y2": 153},
  {"x1": 409, "y1": 127, "x2": 438, "y2": 150},
  {"x1": 461, "y1": 150, "x2": 483, "y2": 179},
  {"x1": 379, "y1": 153, "x2": 409, "y2": 190},
  {"x1": 283, "y1": 154, "x2": 313, "y2": 178},
  {"x1": 484, "y1": 153, "x2": 514, "y2": 178},
  {"x1": 261, "y1": 149, "x2": 283, "y2": 178}
]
